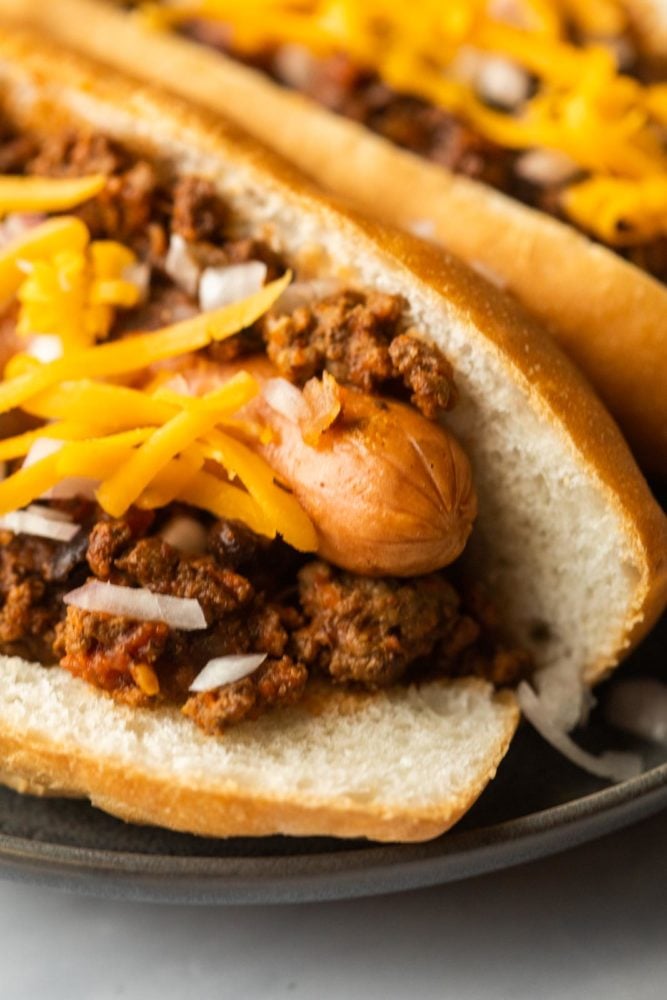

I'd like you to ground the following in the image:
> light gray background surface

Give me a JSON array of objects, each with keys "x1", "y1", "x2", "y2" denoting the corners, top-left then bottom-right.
[{"x1": 0, "y1": 807, "x2": 665, "y2": 1000}]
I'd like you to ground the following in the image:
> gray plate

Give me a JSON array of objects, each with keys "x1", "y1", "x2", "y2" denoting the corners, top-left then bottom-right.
[{"x1": 0, "y1": 615, "x2": 665, "y2": 905}]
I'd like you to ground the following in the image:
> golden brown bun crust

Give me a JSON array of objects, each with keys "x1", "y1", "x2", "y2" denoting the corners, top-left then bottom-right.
[
  {"x1": 5, "y1": 0, "x2": 666, "y2": 473},
  {"x1": 0, "y1": 679, "x2": 519, "y2": 843},
  {"x1": 0, "y1": 22, "x2": 663, "y2": 678}
]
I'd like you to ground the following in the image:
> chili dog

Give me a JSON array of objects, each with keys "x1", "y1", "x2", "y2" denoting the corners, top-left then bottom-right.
[
  {"x1": 13, "y1": 0, "x2": 667, "y2": 472},
  {"x1": 0, "y1": 27, "x2": 664, "y2": 842}
]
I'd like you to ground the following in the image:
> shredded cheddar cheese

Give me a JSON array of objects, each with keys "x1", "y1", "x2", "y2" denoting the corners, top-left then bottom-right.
[
  {"x1": 0, "y1": 242, "x2": 314, "y2": 549},
  {"x1": 147, "y1": 0, "x2": 667, "y2": 243},
  {"x1": 96, "y1": 374, "x2": 258, "y2": 516},
  {"x1": 199, "y1": 429, "x2": 318, "y2": 551},
  {"x1": 0, "y1": 175, "x2": 106, "y2": 215},
  {"x1": 0, "y1": 421, "x2": 107, "y2": 461},
  {"x1": 0, "y1": 216, "x2": 89, "y2": 304},
  {"x1": 17, "y1": 239, "x2": 141, "y2": 349},
  {"x1": 0, "y1": 451, "x2": 62, "y2": 514},
  {"x1": 179, "y1": 470, "x2": 276, "y2": 539},
  {"x1": 564, "y1": 175, "x2": 667, "y2": 243},
  {"x1": 136, "y1": 451, "x2": 204, "y2": 508},
  {"x1": 0, "y1": 271, "x2": 291, "y2": 415}
]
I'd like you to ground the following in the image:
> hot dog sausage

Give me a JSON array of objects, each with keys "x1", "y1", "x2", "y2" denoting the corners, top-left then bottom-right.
[{"x1": 169, "y1": 355, "x2": 477, "y2": 576}]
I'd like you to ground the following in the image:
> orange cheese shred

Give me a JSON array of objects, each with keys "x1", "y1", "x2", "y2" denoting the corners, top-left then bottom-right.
[
  {"x1": 0, "y1": 216, "x2": 89, "y2": 305},
  {"x1": 0, "y1": 175, "x2": 106, "y2": 215},
  {"x1": 0, "y1": 452, "x2": 61, "y2": 515},
  {"x1": 96, "y1": 373, "x2": 258, "y2": 516},
  {"x1": 136, "y1": 452, "x2": 204, "y2": 509},
  {"x1": 200, "y1": 429, "x2": 318, "y2": 551},
  {"x1": 0, "y1": 263, "x2": 316, "y2": 550},
  {"x1": 179, "y1": 470, "x2": 275, "y2": 539},
  {"x1": 0, "y1": 271, "x2": 291, "y2": 415},
  {"x1": 0, "y1": 421, "x2": 105, "y2": 461}
]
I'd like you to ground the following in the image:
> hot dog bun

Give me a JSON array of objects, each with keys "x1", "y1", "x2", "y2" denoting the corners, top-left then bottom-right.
[
  {"x1": 0, "y1": 26, "x2": 664, "y2": 841},
  {"x1": 0, "y1": 658, "x2": 517, "y2": 842},
  {"x1": 7, "y1": 0, "x2": 665, "y2": 472},
  {"x1": 624, "y1": 0, "x2": 667, "y2": 57}
]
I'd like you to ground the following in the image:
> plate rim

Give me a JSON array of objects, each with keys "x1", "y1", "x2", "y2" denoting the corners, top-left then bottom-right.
[{"x1": 0, "y1": 759, "x2": 665, "y2": 904}]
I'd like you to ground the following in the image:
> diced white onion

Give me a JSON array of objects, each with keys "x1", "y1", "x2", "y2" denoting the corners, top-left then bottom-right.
[
  {"x1": 43, "y1": 477, "x2": 99, "y2": 501},
  {"x1": 515, "y1": 149, "x2": 580, "y2": 187},
  {"x1": 0, "y1": 509, "x2": 79, "y2": 542},
  {"x1": 518, "y1": 682, "x2": 643, "y2": 782},
  {"x1": 24, "y1": 504, "x2": 73, "y2": 523},
  {"x1": 0, "y1": 212, "x2": 46, "y2": 249},
  {"x1": 189, "y1": 653, "x2": 267, "y2": 692},
  {"x1": 476, "y1": 56, "x2": 530, "y2": 109},
  {"x1": 605, "y1": 679, "x2": 667, "y2": 747},
  {"x1": 164, "y1": 233, "x2": 201, "y2": 296},
  {"x1": 199, "y1": 261, "x2": 267, "y2": 312},
  {"x1": 159, "y1": 515, "x2": 208, "y2": 555},
  {"x1": 262, "y1": 377, "x2": 308, "y2": 423},
  {"x1": 274, "y1": 278, "x2": 339, "y2": 314},
  {"x1": 26, "y1": 334, "x2": 63, "y2": 363},
  {"x1": 22, "y1": 437, "x2": 64, "y2": 469},
  {"x1": 124, "y1": 261, "x2": 151, "y2": 302},
  {"x1": 64, "y1": 580, "x2": 207, "y2": 630}
]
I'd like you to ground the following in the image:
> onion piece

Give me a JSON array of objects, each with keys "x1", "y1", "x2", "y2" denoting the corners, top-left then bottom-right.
[
  {"x1": 26, "y1": 335, "x2": 63, "y2": 364},
  {"x1": 0, "y1": 212, "x2": 46, "y2": 248},
  {"x1": 43, "y1": 476, "x2": 99, "y2": 501},
  {"x1": 164, "y1": 233, "x2": 200, "y2": 296},
  {"x1": 300, "y1": 371, "x2": 342, "y2": 445},
  {"x1": 518, "y1": 682, "x2": 643, "y2": 782},
  {"x1": 262, "y1": 377, "x2": 309, "y2": 423},
  {"x1": 0, "y1": 508, "x2": 79, "y2": 541},
  {"x1": 159, "y1": 515, "x2": 208, "y2": 555},
  {"x1": 199, "y1": 261, "x2": 267, "y2": 311},
  {"x1": 189, "y1": 653, "x2": 267, "y2": 693},
  {"x1": 515, "y1": 149, "x2": 581, "y2": 187},
  {"x1": 476, "y1": 56, "x2": 530, "y2": 109},
  {"x1": 64, "y1": 580, "x2": 207, "y2": 630},
  {"x1": 605, "y1": 679, "x2": 667, "y2": 746},
  {"x1": 124, "y1": 261, "x2": 151, "y2": 302},
  {"x1": 24, "y1": 503, "x2": 73, "y2": 523},
  {"x1": 22, "y1": 437, "x2": 64, "y2": 468}
]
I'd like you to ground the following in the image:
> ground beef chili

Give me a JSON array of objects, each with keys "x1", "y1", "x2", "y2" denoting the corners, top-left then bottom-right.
[
  {"x1": 0, "y1": 119, "x2": 529, "y2": 734},
  {"x1": 262, "y1": 290, "x2": 458, "y2": 417},
  {"x1": 8, "y1": 506, "x2": 528, "y2": 733}
]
